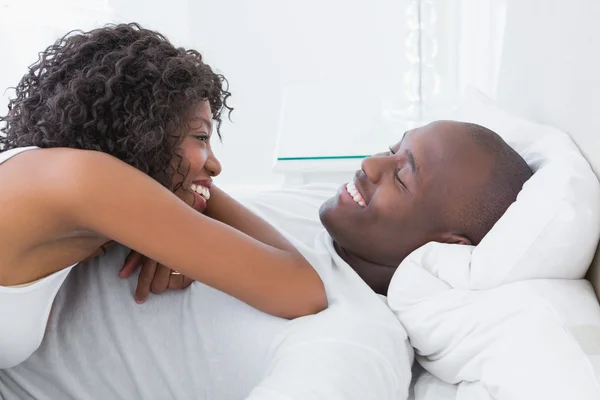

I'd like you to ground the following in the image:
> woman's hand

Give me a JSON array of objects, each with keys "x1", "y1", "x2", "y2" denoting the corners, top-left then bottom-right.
[{"x1": 119, "y1": 250, "x2": 194, "y2": 303}]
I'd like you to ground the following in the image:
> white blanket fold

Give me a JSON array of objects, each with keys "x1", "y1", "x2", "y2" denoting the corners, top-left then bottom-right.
[{"x1": 388, "y1": 243, "x2": 600, "y2": 400}]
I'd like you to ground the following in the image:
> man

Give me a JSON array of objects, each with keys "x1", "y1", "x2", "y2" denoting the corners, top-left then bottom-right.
[
  {"x1": 0, "y1": 121, "x2": 531, "y2": 399},
  {"x1": 320, "y1": 120, "x2": 531, "y2": 294}
]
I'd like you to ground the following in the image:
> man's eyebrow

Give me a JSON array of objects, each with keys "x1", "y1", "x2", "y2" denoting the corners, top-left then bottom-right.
[
  {"x1": 405, "y1": 149, "x2": 419, "y2": 176},
  {"x1": 399, "y1": 131, "x2": 419, "y2": 176},
  {"x1": 391, "y1": 131, "x2": 419, "y2": 177}
]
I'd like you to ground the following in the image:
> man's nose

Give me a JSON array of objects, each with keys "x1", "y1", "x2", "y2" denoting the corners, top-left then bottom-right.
[{"x1": 360, "y1": 153, "x2": 395, "y2": 183}]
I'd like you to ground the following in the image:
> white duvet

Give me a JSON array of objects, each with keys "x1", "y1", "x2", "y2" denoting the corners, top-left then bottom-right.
[{"x1": 389, "y1": 244, "x2": 600, "y2": 400}]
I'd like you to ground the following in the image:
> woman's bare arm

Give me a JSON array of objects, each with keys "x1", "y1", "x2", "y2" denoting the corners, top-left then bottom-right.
[
  {"x1": 204, "y1": 186, "x2": 296, "y2": 251},
  {"x1": 52, "y1": 150, "x2": 327, "y2": 319},
  {"x1": 122, "y1": 185, "x2": 307, "y2": 302}
]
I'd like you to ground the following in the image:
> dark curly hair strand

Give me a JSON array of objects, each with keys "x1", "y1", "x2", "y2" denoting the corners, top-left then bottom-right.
[{"x1": 0, "y1": 23, "x2": 232, "y2": 189}]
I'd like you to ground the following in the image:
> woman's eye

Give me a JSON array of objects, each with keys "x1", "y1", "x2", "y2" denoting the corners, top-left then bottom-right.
[{"x1": 195, "y1": 134, "x2": 209, "y2": 143}]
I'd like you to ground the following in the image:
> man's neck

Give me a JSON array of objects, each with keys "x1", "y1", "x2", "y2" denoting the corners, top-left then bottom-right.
[{"x1": 333, "y1": 241, "x2": 397, "y2": 295}]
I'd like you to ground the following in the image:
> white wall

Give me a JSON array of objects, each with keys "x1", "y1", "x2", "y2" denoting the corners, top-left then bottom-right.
[
  {"x1": 184, "y1": 0, "x2": 411, "y2": 189},
  {"x1": 458, "y1": 0, "x2": 508, "y2": 98},
  {"x1": 0, "y1": 0, "x2": 503, "y2": 190},
  {"x1": 0, "y1": 0, "x2": 114, "y2": 123}
]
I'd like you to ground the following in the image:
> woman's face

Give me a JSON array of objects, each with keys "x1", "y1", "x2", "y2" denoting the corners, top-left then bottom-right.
[{"x1": 172, "y1": 100, "x2": 222, "y2": 213}]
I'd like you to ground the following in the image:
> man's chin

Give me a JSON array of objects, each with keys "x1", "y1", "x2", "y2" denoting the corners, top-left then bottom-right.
[
  {"x1": 318, "y1": 196, "x2": 334, "y2": 224},
  {"x1": 320, "y1": 210, "x2": 393, "y2": 268},
  {"x1": 320, "y1": 205, "x2": 356, "y2": 252},
  {"x1": 319, "y1": 194, "x2": 347, "y2": 234}
]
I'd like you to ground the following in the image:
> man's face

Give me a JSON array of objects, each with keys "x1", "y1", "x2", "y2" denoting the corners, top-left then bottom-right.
[{"x1": 319, "y1": 121, "x2": 491, "y2": 268}]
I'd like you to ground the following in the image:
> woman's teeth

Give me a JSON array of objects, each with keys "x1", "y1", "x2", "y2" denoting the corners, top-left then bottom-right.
[
  {"x1": 190, "y1": 184, "x2": 210, "y2": 200},
  {"x1": 346, "y1": 182, "x2": 366, "y2": 207}
]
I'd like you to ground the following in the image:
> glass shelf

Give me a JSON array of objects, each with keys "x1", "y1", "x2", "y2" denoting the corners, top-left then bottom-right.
[{"x1": 276, "y1": 155, "x2": 369, "y2": 161}]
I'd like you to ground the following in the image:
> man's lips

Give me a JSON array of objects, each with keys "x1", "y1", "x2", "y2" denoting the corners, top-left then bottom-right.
[
  {"x1": 345, "y1": 181, "x2": 366, "y2": 207},
  {"x1": 350, "y1": 171, "x2": 371, "y2": 207}
]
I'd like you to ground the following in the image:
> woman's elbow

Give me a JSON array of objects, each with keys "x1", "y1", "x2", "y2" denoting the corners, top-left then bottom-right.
[{"x1": 281, "y1": 268, "x2": 328, "y2": 320}]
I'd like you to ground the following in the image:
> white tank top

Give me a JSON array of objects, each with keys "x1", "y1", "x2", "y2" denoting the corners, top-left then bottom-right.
[{"x1": 0, "y1": 146, "x2": 75, "y2": 369}]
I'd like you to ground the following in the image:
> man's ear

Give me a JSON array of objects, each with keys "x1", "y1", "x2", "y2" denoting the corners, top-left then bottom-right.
[{"x1": 439, "y1": 232, "x2": 472, "y2": 246}]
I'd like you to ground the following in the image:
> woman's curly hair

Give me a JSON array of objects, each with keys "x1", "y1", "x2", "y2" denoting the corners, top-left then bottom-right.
[{"x1": 0, "y1": 23, "x2": 232, "y2": 188}]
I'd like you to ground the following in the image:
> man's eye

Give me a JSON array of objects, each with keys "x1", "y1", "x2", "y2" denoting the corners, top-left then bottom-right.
[{"x1": 394, "y1": 167, "x2": 406, "y2": 188}]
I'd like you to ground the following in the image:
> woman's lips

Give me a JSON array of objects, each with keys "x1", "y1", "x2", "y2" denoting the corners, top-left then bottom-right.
[{"x1": 192, "y1": 190, "x2": 208, "y2": 213}]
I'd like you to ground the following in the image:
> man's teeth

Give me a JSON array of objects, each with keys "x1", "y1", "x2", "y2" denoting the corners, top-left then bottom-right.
[
  {"x1": 345, "y1": 182, "x2": 366, "y2": 207},
  {"x1": 190, "y1": 184, "x2": 210, "y2": 200}
]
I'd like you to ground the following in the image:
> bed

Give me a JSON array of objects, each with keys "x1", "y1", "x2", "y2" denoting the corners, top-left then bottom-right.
[
  {"x1": 405, "y1": 0, "x2": 600, "y2": 398},
  {"x1": 1, "y1": 2, "x2": 598, "y2": 399}
]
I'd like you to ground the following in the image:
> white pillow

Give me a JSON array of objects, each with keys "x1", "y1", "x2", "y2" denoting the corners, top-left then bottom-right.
[
  {"x1": 451, "y1": 87, "x2": 600, "y2": 289},
  {"x1": 387, "y1": 87, "x2": 600, "y2": 399}
]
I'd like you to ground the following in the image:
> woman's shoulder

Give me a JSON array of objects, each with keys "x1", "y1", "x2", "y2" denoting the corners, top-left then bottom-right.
[
  {"x1": 1, "y1": 146, "x2": 116, "y2": 166},
  {"x1": 0, "y1": 147, "x2": 143, "y2": 207},
  {"x1": 1, "y1": 147, "x2": 133, "y2": 179}
]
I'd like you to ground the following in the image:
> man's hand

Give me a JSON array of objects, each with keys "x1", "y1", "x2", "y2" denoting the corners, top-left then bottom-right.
[{"x1": 119, "y1": 250, "x2": 194, "y2": 303}]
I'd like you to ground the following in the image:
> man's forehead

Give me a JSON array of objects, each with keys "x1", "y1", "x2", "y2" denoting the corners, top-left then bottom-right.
[
  {"x1": 392, "y1": 129, "x2": 412, "y2": 148},
  {"x1": 406, "y1": 122, "x2": 471, "y2": 148},
  {"x1": 392, "y1": 125, "x2": 440, "y2": 151},
  {"x1": 392, "y1": 123, "x2": 470, "y2": 179}
]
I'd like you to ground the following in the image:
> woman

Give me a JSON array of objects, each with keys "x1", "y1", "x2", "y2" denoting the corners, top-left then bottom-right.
[{"x1": 0, "y1": 23, "x2": 326, "y2": 369}]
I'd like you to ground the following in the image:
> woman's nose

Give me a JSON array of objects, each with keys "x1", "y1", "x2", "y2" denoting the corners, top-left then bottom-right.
[{"x1": 205, "y1": 150, "x2": 222, "y2": 177}]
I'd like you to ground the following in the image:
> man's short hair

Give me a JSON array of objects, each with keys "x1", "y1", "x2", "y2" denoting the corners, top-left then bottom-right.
[{"x1": 457, "y1": 123, "x2": 533, "y2": 244}]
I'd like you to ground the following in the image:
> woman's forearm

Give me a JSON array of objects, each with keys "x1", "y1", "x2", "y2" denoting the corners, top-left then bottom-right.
[
  {"x1": 205, "y1": 186, "x2": 299, "y2": 253},
  {"x1": 65, "y1": 153, "x2": 327, "y2": 318}
]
